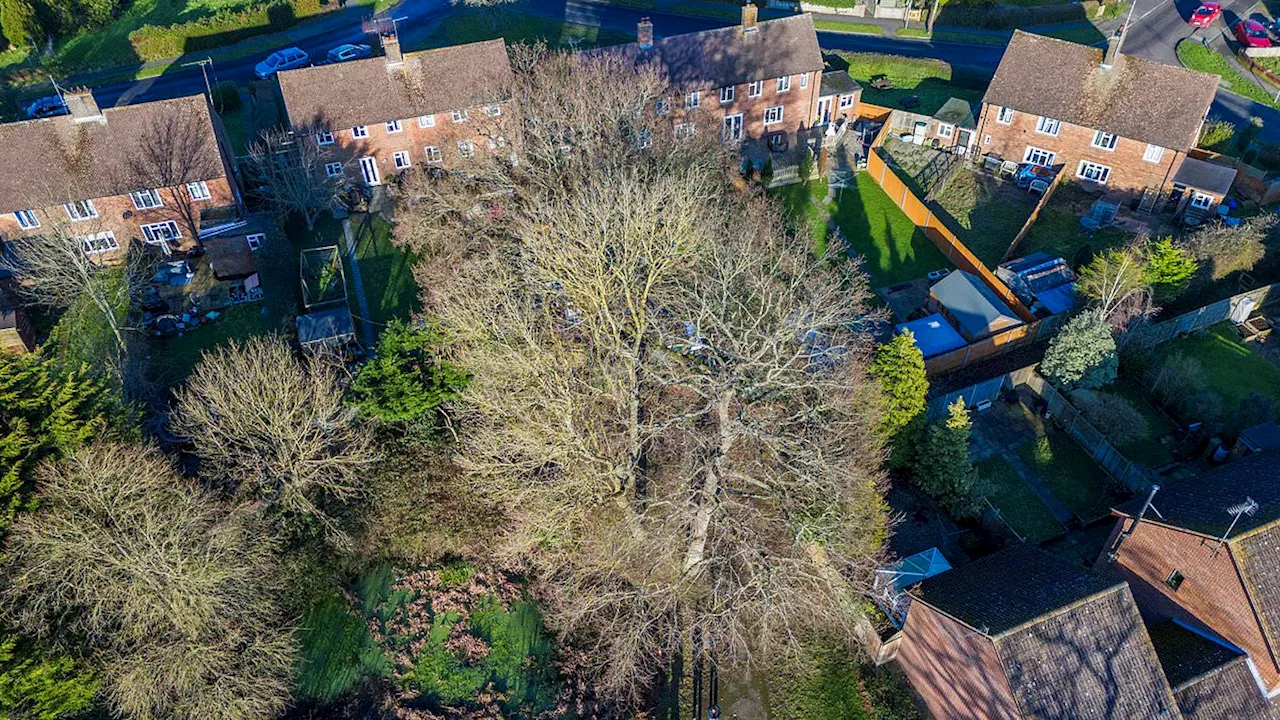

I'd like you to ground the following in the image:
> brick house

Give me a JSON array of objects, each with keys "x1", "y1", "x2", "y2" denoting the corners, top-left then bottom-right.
[
  {"x1": 0, "y1": 90, "x2": 241, "y2": 261},
  {"x1": 605, "y1": 10, "x2": 825, "y2": 151},
  {"x1": 896, "y1": 544, "x2": 1182, "y2": 719},
  {"x1": 1104, "y1": 451, "x2": 1280, "y2": 718},
  {"x1": 976, "y1": 30, "x2": 1219, "y2": 205},
  {"x1": 277, "y1": 36, "x2": 513, "y2": 186}
]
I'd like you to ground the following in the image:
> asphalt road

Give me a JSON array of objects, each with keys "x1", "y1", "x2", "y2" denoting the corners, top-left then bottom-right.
[{"x1": 85, "y1": 0, "x2": 1280, "y2": 139}]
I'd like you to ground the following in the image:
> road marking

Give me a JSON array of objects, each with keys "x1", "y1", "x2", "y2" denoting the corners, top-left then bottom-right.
[{"x1": 1133, "y1": 0, "x2": 1173, "y2": 25}]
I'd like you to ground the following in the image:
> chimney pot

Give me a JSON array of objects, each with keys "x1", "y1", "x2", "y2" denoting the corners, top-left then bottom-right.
[
  {"x1": 742, "y1": 2, "x2": 758, "y2": 31},
  {"x1": 637, "y1": 17, "x2": 654, "y2": 49},
  {"x1": 64, "y1": 87, "x2": 104, "y2": 124}
]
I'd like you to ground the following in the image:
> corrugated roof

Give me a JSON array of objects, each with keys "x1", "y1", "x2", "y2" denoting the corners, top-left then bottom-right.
[
  {"x1": 983, "y1": 30, "x2": 1219, "y2": 152},
  {"x1": 278, "y1": 39, "x2": 512, "y2": 132},
  {"x1": 0, "y1": 94, "x2": 225, "y2": 214},
  {"x1": 601, "y1": 14, "x2": 823, "y2": 93}
]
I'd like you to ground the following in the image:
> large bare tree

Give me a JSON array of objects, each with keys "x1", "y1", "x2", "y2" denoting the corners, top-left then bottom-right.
[
  {"x1": 248, "y1": 127, "x2": 344, "y2": 231},
  {"x1": 395, "y1": 46, "x2": 888, "y2": 699},
  {"x1": 169, "y1": 335, "x2": 379, "y2": 548},
  {"x1": 1, "y1": 442, "x2": 295, "y2": 720},
  {"x1": 127, "y1": 101, "x2": 225, "y2": 246}
]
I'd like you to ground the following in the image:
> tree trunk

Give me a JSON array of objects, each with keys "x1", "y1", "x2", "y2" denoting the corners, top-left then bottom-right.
[{"x1": 682, "y1": 388, "x2": 733, "y2": 574}]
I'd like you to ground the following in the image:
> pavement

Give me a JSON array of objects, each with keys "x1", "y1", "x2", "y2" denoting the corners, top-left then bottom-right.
[{"x1": 38, "y1": 0, "x2": 1280, "y2": 141}]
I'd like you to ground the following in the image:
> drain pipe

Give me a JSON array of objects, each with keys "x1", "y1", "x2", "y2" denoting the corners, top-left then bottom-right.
[{"x1": 1107, "y1": 484, "x2": 1159, "y2": 563}]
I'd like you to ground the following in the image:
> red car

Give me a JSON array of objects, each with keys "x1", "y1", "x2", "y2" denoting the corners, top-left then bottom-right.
[
  {"x1": 1235, "y1": 18, "x2": 1273, "y2": 47},
  {"x1": 1189, "y1": 2, "x2": 1221, "y2": 28}
]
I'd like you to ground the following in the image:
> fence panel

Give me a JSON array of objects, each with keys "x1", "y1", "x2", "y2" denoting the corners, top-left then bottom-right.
[{"x1": 1134, "y1": 283, "x2": 1280, "y2": 348}]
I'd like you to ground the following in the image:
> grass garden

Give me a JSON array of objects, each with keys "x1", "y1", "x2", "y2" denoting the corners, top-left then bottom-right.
[
  {"x1": 1177, "y1": 40, "x2": 1273, "y2": 108},
  {"x1": 931, "y1": 168, "x2": 1036, "y2": 266},
  {"x1": 423, "y1": 8, "x2": 634, "y2": 50},
  {"x1": 1155, "y1": 323, "x2": 1280, "y2": 417},
  {"x1": 1018, "y1": 429, "x2": 1121, "y2": 524},
  {"x1": 1014, "y1": 182, "x2": 1130, "y2": 265},
  {"x1": 975, "y1": 456, "x2": 1063, "y2": 542},
  {"x1": 830, "y1": 52, "x2": 985, "y2": 116},
  {"x1": 772, "y1": 177, "x2": 950, "y2": 287}
]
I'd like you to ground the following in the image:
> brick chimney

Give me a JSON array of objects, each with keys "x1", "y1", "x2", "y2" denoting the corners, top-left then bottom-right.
[
  {"x1": 742, "y1": 2, "x2": 758, "y2": 31},
  {"x1": 64, "y1": 87, "x2": 104, "y2": 124},
  {"x1": 382, "y1": 31, "x2": 403, "y2": 67},
  {"x1": 1101, "y1": 24, "x2": 1124, "y2": 69},
  {"x1": 637, "y1": 17, "x2": 654, "y2": 49}
]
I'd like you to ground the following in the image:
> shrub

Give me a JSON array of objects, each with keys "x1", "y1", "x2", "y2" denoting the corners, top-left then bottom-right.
[
  {"x1": 1198, "y1": 118, "x2": 1236, "y2": 153},
  {"x1": 1070, "y1": 389, "x2": 1150, "y2": 447},
  {"x1": 1, "y1": 0, "x2": 39, "y2": 48},
  {"x1": 1183, "y1": 216, "x2": 1274, "y2": 283},
  {"x1": 1230, "y1": 391, "x2": 1277, "y2": 438},
  {"x1": 1142, "y1": 238, "x2": 1197, "y2": 301},
  {"x1": 1041, "y1": 311, "x2": 1117, "y2": 390},
  {"x1": 212, "y1": 81, "x2": 242, "y2": 114},
  {"x1": 1147, "y1": 352, "x2": 1222, "y2": 422}
]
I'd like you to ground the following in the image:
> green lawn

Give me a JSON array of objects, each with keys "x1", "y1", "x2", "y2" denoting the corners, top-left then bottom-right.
[
  {"x1": 425, "y1": 8, "x2": 634, "y2": 49},
  {"x1": 347, "y1": 214, "x2": 420, "y2": 332},
  {"x1": 1109, "y1": 384, "x2": 1175, "y2": 467},
  {"x1": 1177, "y1": 40, "x2": 1273, "y2": 108},
  {"x1": 931, "y1": 169, "x2": 1035, "y2": 266},
  {"x1": 976, "y1": 456, "x2": 1064, "y2": 542},
  {"x1": 1014, "y1": 183, "x2": 1130, "y2": 265},
  {"x1": 1018, "y1": 430, "x2": 1119, "y2": 523},
  {"x1": 813, "y1": 20, "x2": 884, "y2": 35},
  {"x1": 772, "y1": 177, "x2": 950, "y2": 287},
  {"x1": 931, "y1": 29, "x2": 1009, "y2": 45},
  {"x1": 1157, "y1": 323, "x2": 1280, "y2": 416},
  {"x1": 831, "y1": 52, "x2": 984, "y2": 116}
]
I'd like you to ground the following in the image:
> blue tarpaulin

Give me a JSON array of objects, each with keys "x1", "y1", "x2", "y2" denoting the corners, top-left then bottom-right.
[{"x1": 897, "y1": 314, "x2": 967, "y2": 358}]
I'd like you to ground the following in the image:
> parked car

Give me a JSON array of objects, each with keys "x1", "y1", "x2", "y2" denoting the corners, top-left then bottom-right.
[
  {"x1": 1189, "y1": 2, "x2": 1221, "y2": 28},
  {"x1": 326, "y1": 43, "x2": 372, "y2": 64},
  {"x1": 254, "y1": 47, "x2": 309, "y2": 79},
  {"x1": 24, "y1": 95, "x2": 67, "y2": 119},
  {"x1": 1234, "y1": 18, "x2": 1272, "y2": 47}
]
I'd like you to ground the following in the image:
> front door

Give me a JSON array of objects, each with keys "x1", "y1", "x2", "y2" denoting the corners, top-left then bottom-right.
[
  {"x1": 359, "y1": 156, "x2": 381, "y2": 186},
  {"x1": 956, "y1": 129, "x2": 973, "y2": 155},
  {"x1": 816, "y1": 97, "x2": 832, "y2": 125},
  {"x1": 723, "y1": 113, "x2": 743, "y2": 143}
]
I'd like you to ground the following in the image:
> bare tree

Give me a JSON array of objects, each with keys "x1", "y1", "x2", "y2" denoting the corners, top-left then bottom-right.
[
  {"x1": 169, "y1": 335, "x2": 379, "y2": 548},
  {"x1": 398, "y1": 47, "x2": 889, "y2": 699},
  {"x1": 127, "y1": 100, "x2": 224, "y2": 246},
  {"x1": 1075, "y1": 243, "x2": 1154, "y2": 332},
  {"x1": 2, "y1": 442, "x2": 295, "y2": 720},
  {"x1": 248, "y1": 127, "x2": 343, "y2": 231}
]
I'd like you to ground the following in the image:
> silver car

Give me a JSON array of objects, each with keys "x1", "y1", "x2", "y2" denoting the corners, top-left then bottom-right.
[
  {"x1": 326, "y1": 43, "x2": 372, "y2": 64},
  {"x1": 254, "y1": 47, "x2": 309, "y2": 79}
]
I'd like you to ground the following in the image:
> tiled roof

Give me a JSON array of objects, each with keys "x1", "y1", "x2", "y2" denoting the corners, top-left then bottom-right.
[
  {"x1": 600, "y1": 14, "x2": 823, "y2": 94},
  {"x1": 0, "y1": 94, "x2": 225, "y2": 214},
  {"x1": 1172, "y1": 652, "x2": 1280, "y2": 719},
  {"x1": 1234, "y1": 526, "x2": 1280, "y2": 658},
  {"x1": 983, "y1": 30, "x2": 1218, "y2": 152},
  {"x1": 913, "y1": 545, "x2": 1182, "y2": 718},
  {"x1": 820, "y1": 69, "x2": 860, "y2": 97},
  {"x1": 1114, "y1": 451, "x2": 1280, "y2": 537},
  {"x1": 278, "y1": 39, "x2": 512, "y2": 132},
  {"x1": 912, "y1": 544, "x2": 1121, "y2": 636},
  {"x1": 1148, "y1": 621, "x2": 1243, "y2": 690},
  {"x1": 1173, "y1": 157, "x2": 1238, "y2": 197}
]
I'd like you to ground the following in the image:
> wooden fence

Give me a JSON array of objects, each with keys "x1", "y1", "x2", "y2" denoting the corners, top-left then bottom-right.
[
  {"x1": 1002, "y1": 173, "x2": 1060, "y2": 262},
  {"x1": 923, "y1": 311, "x2": 1068, "y2": 375}
]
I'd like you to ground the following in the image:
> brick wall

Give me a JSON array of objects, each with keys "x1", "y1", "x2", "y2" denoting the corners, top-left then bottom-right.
[
  {"x1": 669, "y1": 70, "x2": 821, "y2": 143},
  {"x1": 975, "y1": 102, "x2": 1185, "y2": 197},
  {"x1": 896, "y1": 601, "x2": 1023, "y2": 720},
  {"x1": 1112, "y1": 518, "x2": 1280, "y2": 689},
  {"x1": 0, "y1": 176, "x2": 238, "y2": 261},
  {"x1": 308, "y1": 100, "x2": 513, "y2": 185}
]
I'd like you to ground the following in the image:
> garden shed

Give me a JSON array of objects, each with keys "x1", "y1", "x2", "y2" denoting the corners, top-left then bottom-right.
[
  {"x1": 296, "y1": 307, "x2": 356, "y2": 352},
  {"x1": 896, "y1": 314, "x2": 967, "y2": 358},
  {"x1": 0, "y1": 306, "x2": 33, "y2": 354},
  {"x1": 928, "y1": 270, "x2": 1022, "y2": 341}
]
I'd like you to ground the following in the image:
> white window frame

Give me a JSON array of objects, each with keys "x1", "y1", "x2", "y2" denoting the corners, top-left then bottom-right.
[
  {"x1": 418, "y1": 114, "x2": 435, "y2": 128},
  {"x1": 839, "y1": 94, "x2": 855, "y2": 109},
  {"x1": 996, "y1": 106, "x2": 1014, "y2": 124},
  {"x1": 1190, "y1": 192, "x2": 1214, "y2": 210},
  {"x1": 386, "y1": 119, "x2": 403, "y2": 134},
  {"x1": 352, "y1": 125, "x2": 369, "y2": 139},
  {"x1": 483, "y1": 104, "x2": 501, "y2": 117},
  {"x1": 1092, "y1": 131, "x2": 1118, "y2": 151},
  {"x1": 1035, "y1": 116, "x2": 1060, "y2": 137},
  {"x1": 674, "y1": 123, "x2": 695, "y2": 140},
  {"x1": 246, "y1": 233, "x2": 265, "y2": 251},
  {"x1": 451, "y1": 109, "x2": 468, "y2": 123},
  {"x1": 457, "y1": 139, "x2": 475, "y2": 158},
  {"x1": 719, "y1": 86, "x2": 735, "y2": 105},
  {"x1": 78, "y1": 231, "x2": 117, "y2": 256},
  {"x1": 325, "y1": 162, "x2": 343, "y2": 177},
  {"x1": 685, "y1": 91, "x2": 701, "y2": 109},
  {"x1": 14, "y1": 209, "x2": 38, "y2": 230},
  {"x1": 937, "y1": 122, "x2": 955, "y2": 139},
  {"x1": 140, "y1": 220, "x2": 181, "y2": 245},
  {"x1": 1076, "y1": 160, "x2": 1111, "y2": 184},
  {"x1": 359, "y1": 156, "x2": 381, "y2": 186},
  {"x1": 637, "y1": 127, "x2": 653, "y2": 149},
  {"x1": 424, "y1": 145, "x2": 442, "y2": 164},
  {"x1": 1144, "y1": 144, "x2": 1165, "y2": 164},
  {"x1": 187, "y1": 180, "x2": 211, "y2": 201},
  {"x1": 799, "y1": 72, "x2": 808, "y2": 89},
  {"x1": 776, "y1": 75, "x2": 791, "y2": 93},
  {"x1": 656, "y1": 99, "x2": 669, "y2": 117},
  {"x1": 748, "y1": 80, "x2": 763, "y2": 98},
  {"x1": 1023, "y1": 146, "x2": 1056, "y2": 167},
  {"x1": 763, "y1": 106, "x2": 784, "y2": 126},
  {"x1": 130, "y1": 188, "x2": 164, "y2": 210},
  {"x1": 64, "y1": 200, "x2": 98, "y2": 221},
  {"x1": 393, "y1": 150, "x2": 411, "y2": 169},
  {"x1": 317, "y1": 130, "x2": 335, "y2": 145}
]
